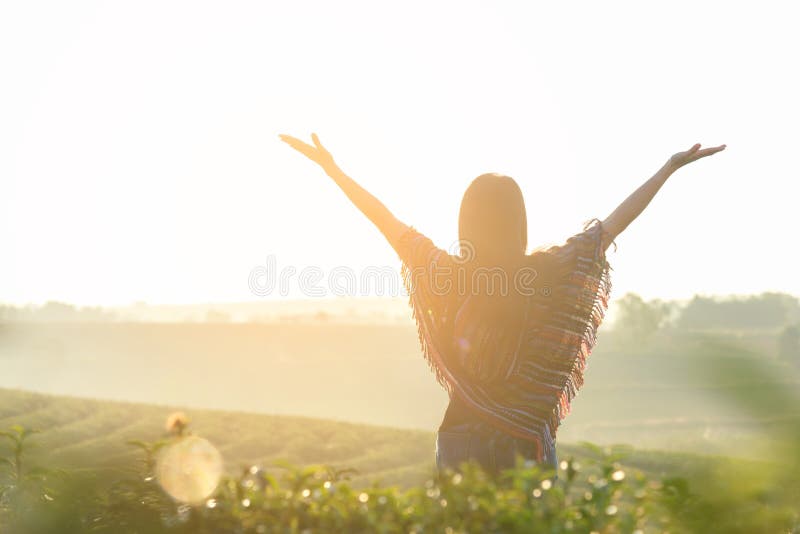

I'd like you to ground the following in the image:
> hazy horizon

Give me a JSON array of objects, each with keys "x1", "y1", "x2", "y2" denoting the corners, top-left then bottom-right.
[{"x1": 4, "y1": 288, "x2": 796, "y2": 310}]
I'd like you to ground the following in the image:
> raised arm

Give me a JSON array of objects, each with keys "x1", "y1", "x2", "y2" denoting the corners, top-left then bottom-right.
[
  {"x1": 279, "y1": 133, "x2": 409, "y2": 246},
  {"x1": 601, "y1": 143, "x2": 726, "y2": 250}
]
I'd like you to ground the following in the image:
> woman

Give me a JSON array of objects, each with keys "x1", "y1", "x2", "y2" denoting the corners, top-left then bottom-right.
[{"x1": 280, "y1": 133, "x2": 725, "y2": 476}]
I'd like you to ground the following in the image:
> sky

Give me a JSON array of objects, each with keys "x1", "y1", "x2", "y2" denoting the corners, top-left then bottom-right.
[{"x1": 1, "y1": 1, "x2": 797, "y2": 306}]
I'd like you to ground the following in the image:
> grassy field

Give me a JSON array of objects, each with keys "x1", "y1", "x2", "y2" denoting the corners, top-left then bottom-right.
[
  {"x1": 0, "y1": 386, "x2": 782, "y2": 496},
  {"x1": 0, "y1": 387, "x2": 436, "y2": 488}
]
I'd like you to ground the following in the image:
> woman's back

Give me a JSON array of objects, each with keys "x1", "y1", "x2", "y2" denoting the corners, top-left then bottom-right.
[{"x1": 393, "y1": 219, "x2": 613, "y2": 467}]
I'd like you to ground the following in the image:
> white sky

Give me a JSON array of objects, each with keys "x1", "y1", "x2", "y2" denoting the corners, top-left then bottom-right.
[{"x1": 1, "y1": 1, "x2": 797, "y2": 306}]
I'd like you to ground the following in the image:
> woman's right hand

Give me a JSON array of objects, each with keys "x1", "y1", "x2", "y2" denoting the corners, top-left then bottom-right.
[
  {"x1": 668, "y1": 143, "x2": 727, "y2": 170},
  {"x1": 279, "y1": 131, "x2": 409, "y2": 246},
  {"x1": 279, "y1": 133, "x2": 342, "y2": 177}
]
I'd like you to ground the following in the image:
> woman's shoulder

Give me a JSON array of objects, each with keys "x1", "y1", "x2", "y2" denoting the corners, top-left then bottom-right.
[{"x1": 394, "y1": 227, "x2": 460, "y2": 269}]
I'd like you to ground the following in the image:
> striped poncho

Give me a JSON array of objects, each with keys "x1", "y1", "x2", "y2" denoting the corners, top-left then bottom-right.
[{"x1": 394, "y1": 219, "x2": 613, "y2": 463}]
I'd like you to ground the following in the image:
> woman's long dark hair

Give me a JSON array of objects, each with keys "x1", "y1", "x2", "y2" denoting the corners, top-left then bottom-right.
[
  {"x1": 458, "y1": 173, "x2": 527, "y2": 264},
  {"x1": 451, "y1": 173, "x2": 556, "y2": 381}
]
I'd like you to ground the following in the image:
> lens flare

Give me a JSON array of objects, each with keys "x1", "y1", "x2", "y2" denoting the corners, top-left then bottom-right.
[{"x1": 156, "y1": 435, "x2": 223, "y2": 503}]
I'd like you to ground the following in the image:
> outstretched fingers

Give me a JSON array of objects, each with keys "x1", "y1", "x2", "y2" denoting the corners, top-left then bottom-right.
[
  {"x1": 279, "y1": 134, "x2": 312, "y2": 151},
  {"x1": 692, "y1": 144, "x2": 727, "y2": 161},
  {"x1": 670, "y1": 142, "x2": 727, "y2": 168},
  {"x1": 279, "y1": 134, "x2": 318, "y2": 160},
  {"x1": 280, "y1": 132, "x2": 339, "y2": 174},
  {"x1": 311, "y1": 133, "x2": 333, "y2": 159},
  {"x1": 697, "y1": 144, "x2": 727, "y2": 157}
]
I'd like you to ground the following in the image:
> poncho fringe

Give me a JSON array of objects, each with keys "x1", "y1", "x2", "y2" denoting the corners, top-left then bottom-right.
[{"x1": 398, "y1": 219, "x2": 613, "y2": 463}]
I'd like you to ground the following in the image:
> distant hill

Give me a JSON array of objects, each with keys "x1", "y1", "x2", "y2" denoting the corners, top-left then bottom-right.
[
  {"x1": 0, "y1": 297, "x2": 414, "y2": 324},
  {"x1": 4, "y1": 291, "x2": 799, "y2": 327},
  {"x1": 0, "y1": 387, "x2": 434, "y2": 488}
]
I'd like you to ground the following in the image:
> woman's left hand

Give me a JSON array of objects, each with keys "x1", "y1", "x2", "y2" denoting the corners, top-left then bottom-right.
[
  {"x1": 279, "y1": 133, "x2": 341, "y2": 177},
  {"x1": 668, "y1": 143, "x2": 727, "y2": 170}
]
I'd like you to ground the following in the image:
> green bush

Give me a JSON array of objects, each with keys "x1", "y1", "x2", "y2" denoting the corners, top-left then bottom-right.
[{"x1": 2, "y1": 422, "x2": 799, "y2": 533}]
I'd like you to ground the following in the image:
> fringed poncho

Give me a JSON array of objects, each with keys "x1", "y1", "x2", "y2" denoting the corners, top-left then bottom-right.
[{"x1": 395, "y1": 219, "x2": 613, "y2": 463}]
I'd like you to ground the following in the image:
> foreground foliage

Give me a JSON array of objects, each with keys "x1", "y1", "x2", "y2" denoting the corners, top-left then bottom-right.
[{"x1": 1, "y1": 421, "x2": 799, "y2": 534}]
